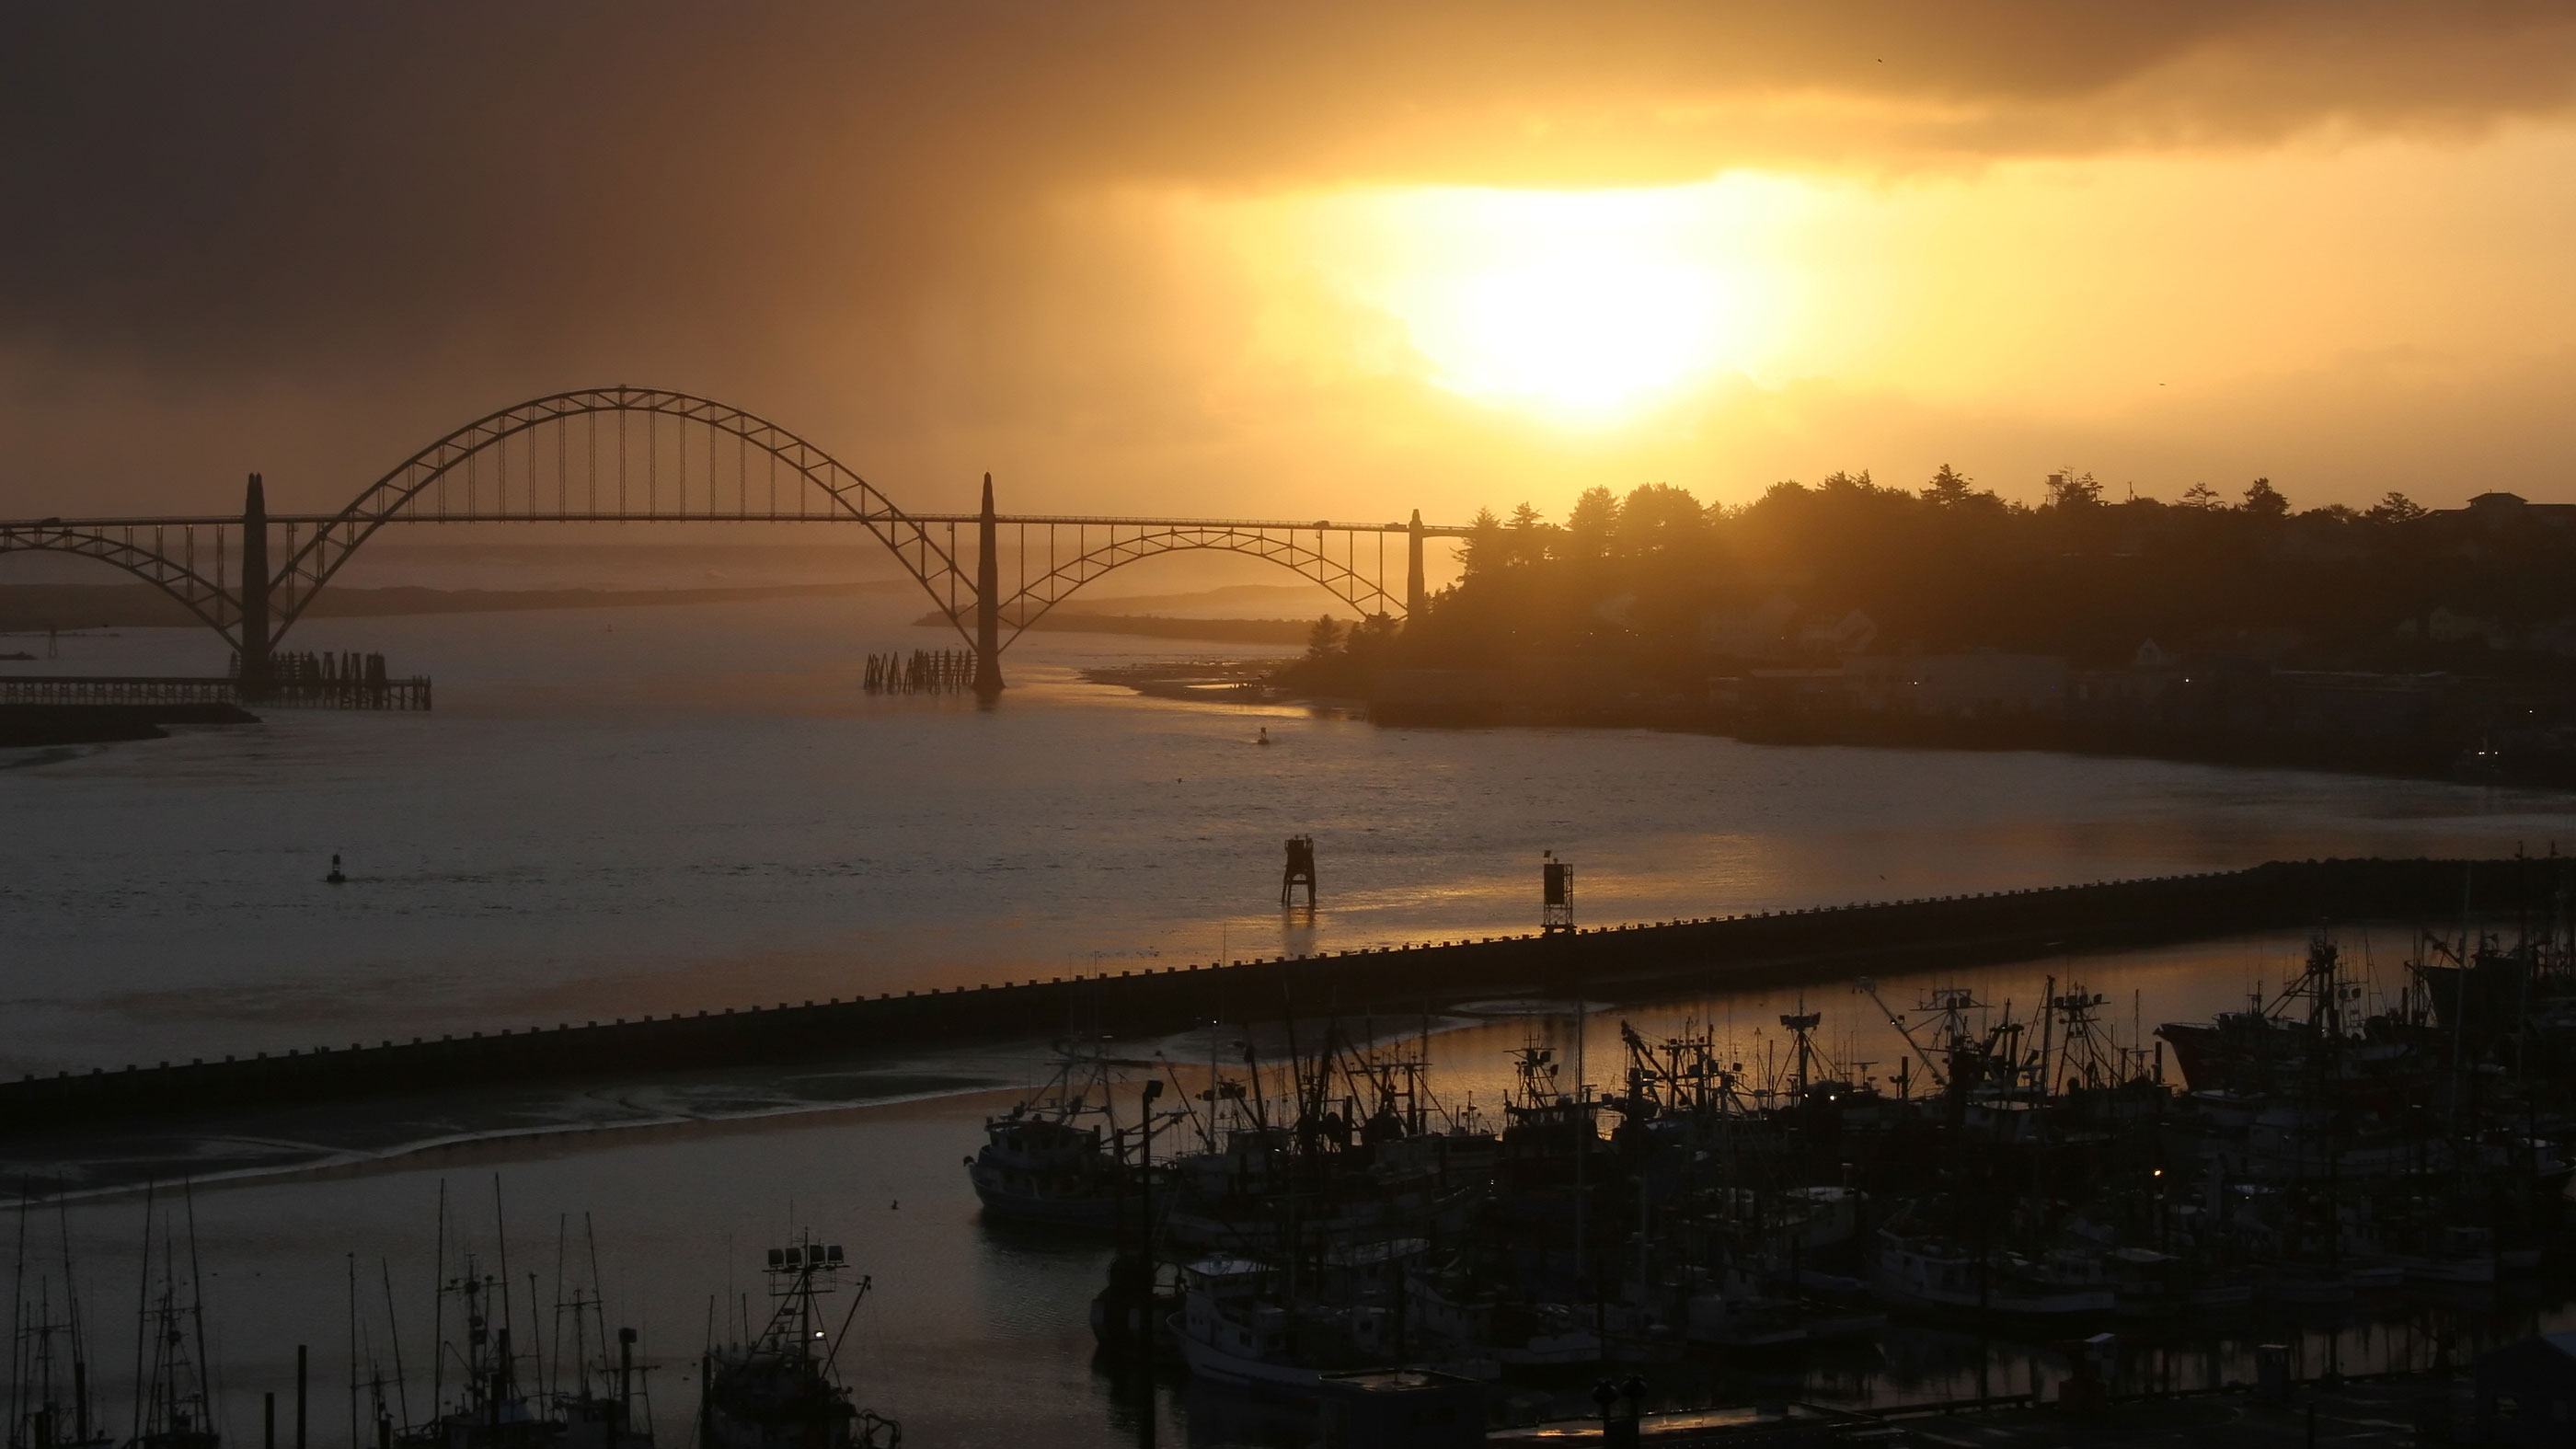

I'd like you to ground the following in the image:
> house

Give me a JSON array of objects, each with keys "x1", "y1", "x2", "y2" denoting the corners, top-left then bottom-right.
[{"x1": 2478, "y1": 1331, "x2": 2576, "y2": 1443}]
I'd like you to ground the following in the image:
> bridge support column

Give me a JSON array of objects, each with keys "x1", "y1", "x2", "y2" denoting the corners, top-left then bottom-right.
[
  {"x1": 1405, "y1": 509, "x2": 1426, "y2": 622},
  {"x1": 238, "y1": 473, "x2": 272, "y2": 701},
  {"x1": 973, "y1": 472, "x2": 1003, "y2": 696}
]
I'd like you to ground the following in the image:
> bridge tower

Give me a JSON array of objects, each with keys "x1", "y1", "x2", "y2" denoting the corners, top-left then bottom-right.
[
  {"x1": 1406, "y1": 510, "x2": 1426, "y2": 620},
  {"x1": 238, "y1": 472, "x2": 271, "y2": 700},
  {"x1": 973, "y1": 472, "x2": 1003, "y2": 697}
]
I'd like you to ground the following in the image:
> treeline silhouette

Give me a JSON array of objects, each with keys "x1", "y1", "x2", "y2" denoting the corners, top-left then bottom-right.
[{"x1": 1292, "y1": 468, "x2": 2576, "y2": 687}]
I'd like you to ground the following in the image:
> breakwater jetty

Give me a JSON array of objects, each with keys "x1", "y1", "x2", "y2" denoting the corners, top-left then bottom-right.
[{"x1": 1, "y1": 856, "x2": 2556, "y2": 1133}]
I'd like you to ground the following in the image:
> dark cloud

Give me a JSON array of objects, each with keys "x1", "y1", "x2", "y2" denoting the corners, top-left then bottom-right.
[
  {"x1": 2, "y1": 3, "x2": 2571, "y2": 512},
  {"x1": 8, "y1": 3, "x2": 2572, "y2": 356}
]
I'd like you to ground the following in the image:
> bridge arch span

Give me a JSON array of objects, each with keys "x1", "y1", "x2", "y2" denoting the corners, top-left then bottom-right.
[
  {"x1": 4, "y1": 387, "x2": 1458, "y2": 695},
  {"x1": 0, "y1": 522, "x2": 245, "y2": 643},
  {"x1": 995, "y1": 523, "x2": 1402, "y2": 648},
  {"x1": 273, "y1": 386, "x2": 977, "y2": 639}
]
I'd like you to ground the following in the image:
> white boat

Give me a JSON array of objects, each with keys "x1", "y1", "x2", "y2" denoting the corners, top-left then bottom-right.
[{"x1": 1872, "y1": 1232, "x2": 2114, "y2": 1317}]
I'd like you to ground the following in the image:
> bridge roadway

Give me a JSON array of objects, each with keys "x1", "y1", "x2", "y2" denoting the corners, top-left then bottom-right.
[{"x1": 0, "y1": 856, "x2": 2540, "y2": 1135}]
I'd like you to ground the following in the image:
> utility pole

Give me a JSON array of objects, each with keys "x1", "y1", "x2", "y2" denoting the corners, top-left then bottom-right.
[
  {"x1": 239, "y1": 473, "x2": 271, "y2": 701},
  {"x1": 972, "y1": 473, "x2": 1003, "y2": 697}
]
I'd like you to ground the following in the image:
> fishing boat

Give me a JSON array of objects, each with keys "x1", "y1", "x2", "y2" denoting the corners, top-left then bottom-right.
[
  {"x1": 10, "y1": 1196, "x2": 112, "y2": 1449},
  {"x1": 698, "y1": 1239, "x2": 898, "y2": 1449},
  {"x1": 397, "y1": 1254, "x2": 553, "y2": 1449},
  {"x1": 126, "y1": 1190, "x2": 220, "y2": 1449},
  {"x1": 963, "y1": 1049, "x2": 1154, "y2": 1230}
]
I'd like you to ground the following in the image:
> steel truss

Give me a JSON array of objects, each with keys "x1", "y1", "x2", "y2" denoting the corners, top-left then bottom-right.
[{"x1": 0, "y1": 387, "x2": 1466, "y2": 675}]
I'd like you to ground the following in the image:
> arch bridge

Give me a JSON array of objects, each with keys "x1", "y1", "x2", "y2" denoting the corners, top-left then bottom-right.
[{"x1": 0, "y1": 387, "x2": 1467, "y2": 696}]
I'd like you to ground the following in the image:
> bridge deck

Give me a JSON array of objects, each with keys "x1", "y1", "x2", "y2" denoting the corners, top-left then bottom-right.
[{"x1": 6, "y1": 512, "x2": 1476, "y2": 535}]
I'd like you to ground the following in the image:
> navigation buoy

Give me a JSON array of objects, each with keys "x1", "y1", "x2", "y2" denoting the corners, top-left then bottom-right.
[
  {"x1": 327, "y1": 853, "x2": 346, "y2": 885},
  {"x1": 1256, "y1": 727, "x2": 1271, "y2": 746}
]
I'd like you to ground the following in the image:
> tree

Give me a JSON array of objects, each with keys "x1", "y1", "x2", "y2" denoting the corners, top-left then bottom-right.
[
  {"x1": 2045, "y1": 470, "x2": 2104, "y2": 508},
  {"x1": 1305, "y1": 615, "x2": 1346, "y2": 659},
  {"x1": 1923, "y1": 463, "x2": 1974, "y2": 506},
  {"x1": 1564, "y1": 486, "x2": 1620, "y2": 560},
  {"x1": 2240, "y1": 477, "x2": 2290, "y2": 519},
  {"x1": 2365, "y1": 490, "x2": 2428, "y2": 523},
  {"x1": 2180, "y1": 483, "x2": 2222, "y2": 510},
  {"x1": 1458, "y1": 507, "x2": 1505, "y2": 576},
  {"x1": 1506, "y1": 501, "x2": 1551, "y2": 567},
  {"x1": 1615, "y1": 482, "x2": 1707, "y2": 555}
]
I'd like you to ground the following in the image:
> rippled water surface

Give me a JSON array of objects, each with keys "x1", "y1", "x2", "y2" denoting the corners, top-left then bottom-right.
[{"x1": 8, "y1": 578, "x2": 2576, "y2": 1444}]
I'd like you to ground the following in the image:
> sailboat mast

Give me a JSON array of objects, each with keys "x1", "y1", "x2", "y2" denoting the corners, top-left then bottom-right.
[
  {"x1": 14, "y1": 1179, "x2": 31, "y2": 1449},
  {"x1": 429, "y1": 1183, "x2": 444, "y2": 1424},
  {"x1": 378, "y1": 1259, "x2": 410, "y2": 1432},
  {"x1": 128, "y1": 1187, "x2": 152, "y2": 1445},
  {"x1": 346, "y1": 1256, "x2": 359, "y2": 1449},
  {"x1": 58, "y1": 1190, "x2": 92, "y2": 1446},
  {"x1": 181, "y1": 1182, "x2": 212, "y2": 1443}
]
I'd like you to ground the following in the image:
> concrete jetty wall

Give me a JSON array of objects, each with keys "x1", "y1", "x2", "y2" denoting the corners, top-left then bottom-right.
[{"x1": 1, "y1": 856, "x2": 2555, "y2": 1132}]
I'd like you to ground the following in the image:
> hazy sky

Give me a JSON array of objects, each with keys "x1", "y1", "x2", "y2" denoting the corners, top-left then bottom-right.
[{"x1": 6, "y1": 2, "x2": 2573, "y2": 523}]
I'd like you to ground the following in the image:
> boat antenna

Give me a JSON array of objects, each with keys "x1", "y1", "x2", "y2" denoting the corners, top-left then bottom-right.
[
  {"x1": 127, "y1": 1183, "x2": 152, "y2": 1444},
  {"x1": 583, "y1": 1214, "x2": 606, "y2": 1407},
  {"x1": 490, "y1": 1177, "x2": 512, "y2": 1370},
  {"x1": 12, "y1": 1174, "x2": 30, "y2": 1449},
  {"x1": 346, "y1": 1255, "x2": 360, "y2": 1449},
  {"x1": 181, "y1": 1179, "x2": 215, "y2": 1447},
  {"x1": 550, "y1": 1215, "x2": 568, "y2": 1408},
  {"x1": 57, "y1": 1178, "x2": 95, "y2": 1445},
  {"x1": 429, "y1": 1181, "x2": 445, "y2": 1421},
  {"x1": 822, "y1": 1263, "x2": 873, "y2": 1378},
  {"x1": 379, "y1": 1259, "x2": 410, "y2": 1430}
]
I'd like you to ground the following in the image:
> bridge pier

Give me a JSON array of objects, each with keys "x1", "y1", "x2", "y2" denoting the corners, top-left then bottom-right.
[
  {"x1": 1407, "y1": 509, "x2": 1426, "y2": 620},
  {"x1": 238, "y1": 473, "x2": 272, "y2": 701},
  {"x1": 973, "y1": 472, "x2": 1003, "y2": 696}
]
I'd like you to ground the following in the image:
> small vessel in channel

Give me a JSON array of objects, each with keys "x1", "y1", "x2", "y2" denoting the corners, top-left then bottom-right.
[{"x1": 698, "y1": 1238, "x2": 898, "y2": 1449}]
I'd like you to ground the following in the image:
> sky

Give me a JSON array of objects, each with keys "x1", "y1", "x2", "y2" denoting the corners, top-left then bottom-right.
[{"x1": 5, "y1": 2, "x2": 2574, "y2": 525}]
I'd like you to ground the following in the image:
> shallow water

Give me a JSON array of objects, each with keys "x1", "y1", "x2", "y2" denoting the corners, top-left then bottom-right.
[
  {"x1": 8, "y1": 576, "x2": 2576, "y2": 1443},
  {"x1": 6, "y1": 584, "x2": 2573, "y2": 1078}
]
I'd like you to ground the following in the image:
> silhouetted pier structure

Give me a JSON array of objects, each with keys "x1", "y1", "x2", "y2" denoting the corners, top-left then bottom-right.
[
  {"x1": 0, "y1": 856, "x2": 2547, "y2": 1135},
  {"x1": 0, "y1": 671, "x2": 430, "y2": 710},
  {"x1": 862, "y1": 649, "x2": 974, "y2": 695}
]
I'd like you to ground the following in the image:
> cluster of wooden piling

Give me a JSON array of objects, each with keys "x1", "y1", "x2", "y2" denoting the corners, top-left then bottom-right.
[{"x1": 862, "y1": 650, "x2": 973, "y2": 694}]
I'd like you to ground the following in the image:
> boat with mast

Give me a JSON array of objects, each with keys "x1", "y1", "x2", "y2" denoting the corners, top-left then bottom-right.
[
  {"x1": 125, "y1": 1187, "x2": 218, "y2": 1449},
  {"x1": 400, "y1": 1184, "x2": 549, "y2": 1449},
  {"x1": 963, "y1": 1046, "x2": 1156, "y2": 1229},
  {"x1": 697, "y1": 1236, "x2": 896, "y2": 1449},
  {"x1": 11, "y1": 1190, "x2": 110, "y2": 1449},
  {"x1": 548, "y1": 1216, "x2": 650, "y2": 1449}
]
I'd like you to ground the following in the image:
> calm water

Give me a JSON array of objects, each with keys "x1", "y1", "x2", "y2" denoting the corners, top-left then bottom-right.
[{"x1": 8, "y1": 571, "x2": 2576, "y2": 1444}]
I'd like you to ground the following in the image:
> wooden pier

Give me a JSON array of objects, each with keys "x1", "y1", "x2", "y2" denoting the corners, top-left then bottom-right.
[
  {"x1": 0, "y1": 855, "x2": 2555, "y2": 1133},
  {"x1": 0, "y1": 673, "x2": 431, "y2": 709}
]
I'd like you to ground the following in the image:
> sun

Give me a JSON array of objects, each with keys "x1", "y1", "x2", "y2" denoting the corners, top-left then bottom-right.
[{"x1": 1299, "y1": 182, "x2": 1793, "y2": 420}]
